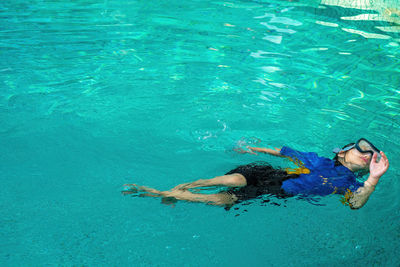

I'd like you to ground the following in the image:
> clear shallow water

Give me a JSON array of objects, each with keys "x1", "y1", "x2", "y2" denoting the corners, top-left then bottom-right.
[{"x1": 1, "y1": 0, "x2": 399, "y2": 266}]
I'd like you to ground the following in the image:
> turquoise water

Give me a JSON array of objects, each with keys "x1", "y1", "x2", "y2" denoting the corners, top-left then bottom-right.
[{"x1": 1, "y1": 0, "x2": 400, "y2": 265}]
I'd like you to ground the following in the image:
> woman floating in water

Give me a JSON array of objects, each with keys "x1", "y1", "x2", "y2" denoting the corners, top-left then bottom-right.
[{"x1": 122, "y1": 138, "x2": 389, "y2": 209}]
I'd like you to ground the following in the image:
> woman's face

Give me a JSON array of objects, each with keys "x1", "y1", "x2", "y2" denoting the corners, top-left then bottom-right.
[{"x1": 341, "y1": 148, "x2": 371, "y2": 172}]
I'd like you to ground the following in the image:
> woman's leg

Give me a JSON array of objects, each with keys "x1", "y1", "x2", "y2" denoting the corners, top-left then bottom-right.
[
  {"x1": 162, "y1": 189, "x2": 238, "y2": 206},
  {"x1": 172, "y1": 173, "x2": 247, "y2": 190},
  {"x1": 122, "y1": 173, "x2": 245, "y2": 206},
  {"x1": 122, "y1": 183, "x2": 239, "y2": 206}
]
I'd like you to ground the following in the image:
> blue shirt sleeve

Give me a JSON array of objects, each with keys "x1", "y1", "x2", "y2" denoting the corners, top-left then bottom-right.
[{"x1": 280, "y1": 146, "x2": 322, "y2": 170}]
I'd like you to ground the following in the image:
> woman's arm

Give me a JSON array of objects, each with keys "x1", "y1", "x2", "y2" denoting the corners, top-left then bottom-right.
[
  {"x1": 246, "y1": 147, "x2": 286, "y2": 157},
  {"x1": 348, "y1": 151, "x2": 389, "y2": 209},
  {"x1": 347, "y1": 179, "x2": 376, "y2": 209}
]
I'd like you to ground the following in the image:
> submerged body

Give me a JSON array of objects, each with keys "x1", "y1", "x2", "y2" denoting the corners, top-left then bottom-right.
[{"x1": 123, "y1": 140, "x2": 389, "y2": 210}]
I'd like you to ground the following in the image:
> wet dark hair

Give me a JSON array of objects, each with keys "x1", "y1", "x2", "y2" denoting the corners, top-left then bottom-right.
[{"x1": 333, "y1": 143, "x2": 355, "y2": 166}]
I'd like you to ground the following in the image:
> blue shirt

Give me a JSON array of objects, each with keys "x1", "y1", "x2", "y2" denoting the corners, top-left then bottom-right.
[{"x1": 280, "y1": 146, "x2": 363, "y2": 196}]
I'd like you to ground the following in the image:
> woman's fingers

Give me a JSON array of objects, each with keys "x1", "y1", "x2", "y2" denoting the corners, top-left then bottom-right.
[
  {"x1": 377, "y1": 151, "x2": 388, "y2": 166},
  {"x1": 381, "y1": 151, "x2": 388, "y2": 163},
  {"x1": 380, "y1": 151, "x2": 389, "y2": 170},
  {"x1": 370, "y1": 151, "x2": 390, "y2": 178}
]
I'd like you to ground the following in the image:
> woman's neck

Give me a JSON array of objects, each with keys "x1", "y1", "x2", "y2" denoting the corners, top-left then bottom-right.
[{"x1": 338, "y1": 157, "x2": 354, "y2": 172}]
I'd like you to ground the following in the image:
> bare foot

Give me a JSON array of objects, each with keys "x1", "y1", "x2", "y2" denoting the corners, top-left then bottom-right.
[{"x1": 121, "y1": 184, "x2": 139, "y2": 195}]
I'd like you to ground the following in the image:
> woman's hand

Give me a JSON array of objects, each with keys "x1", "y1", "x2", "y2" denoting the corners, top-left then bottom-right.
[
  {"x1": 247, "y1": 146, "x2": 265, "y2": 153},
  {"x1": 367, "y1": 151, "x2": 389, "y2": 186},
  {"x1": 250, "y1": 147, "x2": 282, "y2": 156},
  {"x1": 234, "y1": 146, "x2": 283, "y2": 157},
  {"x1": 233, "y1": 146, "x2": 258, "y2": 155}
]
